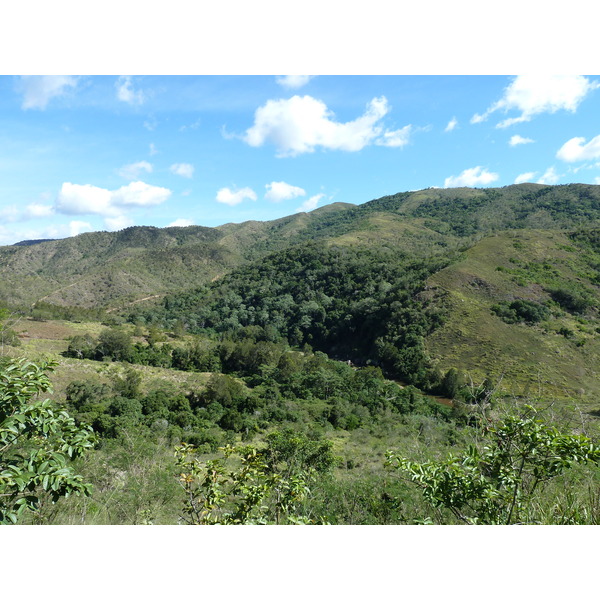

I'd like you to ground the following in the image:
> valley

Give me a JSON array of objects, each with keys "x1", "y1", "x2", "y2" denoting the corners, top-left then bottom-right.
[{"x1": 3, "y1": 183, "x2": 600, "y2": 525}]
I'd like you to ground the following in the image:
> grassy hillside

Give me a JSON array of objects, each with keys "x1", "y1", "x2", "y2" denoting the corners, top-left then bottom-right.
[{"x1": 426, "y1": 229, "x2": 600, "y2": 401}]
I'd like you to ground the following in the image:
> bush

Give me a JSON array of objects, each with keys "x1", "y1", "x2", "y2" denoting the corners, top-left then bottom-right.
[{"x1": 491, "y1": 299, "x2": 550, "y2": 324}]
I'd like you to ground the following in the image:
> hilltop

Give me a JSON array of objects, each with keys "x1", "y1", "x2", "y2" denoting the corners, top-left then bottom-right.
[{"x1": 4, "y1": 183, "x2": 600, "y2": 309}]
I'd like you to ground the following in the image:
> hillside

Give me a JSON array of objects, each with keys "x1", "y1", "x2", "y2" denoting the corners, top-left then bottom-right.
[
  {"x1": 426, "y1": 228, "x2": 600, "y2": 400},
  {"x1": 3, "y1": 183, "x2": 600, "y2": 402},
  {"x1": 4, "y1": 182, "x2": 600, "y2": 526},
  {"x1": 4, "y1": 183, "x2": 600, "y2": 310}
]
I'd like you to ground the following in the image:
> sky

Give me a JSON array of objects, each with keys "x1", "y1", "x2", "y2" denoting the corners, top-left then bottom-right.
[{"x1": 1, "y1": 73, "x2": 600, "y2": 245}]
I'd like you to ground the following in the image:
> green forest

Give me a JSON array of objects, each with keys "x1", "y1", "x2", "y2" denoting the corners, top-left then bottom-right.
[{"x1": 3, "y1": 183, "x2": 600, "y2": 525}]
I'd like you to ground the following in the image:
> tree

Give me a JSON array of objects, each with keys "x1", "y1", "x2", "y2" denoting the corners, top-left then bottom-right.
[
  {"x1": 95, "y1": 328, "x2": 133, "y2": 362},
  {"x1": 386, "y1": 407, "x2": 600, "y2": 524},
  {"x1": 0, "y1": 359, "x2": 97, "y2": 524}
]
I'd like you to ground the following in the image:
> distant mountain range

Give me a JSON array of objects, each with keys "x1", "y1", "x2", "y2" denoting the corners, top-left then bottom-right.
[
  {"x1": 12, "y1": 239, "x2": 57, "y2": 247},
  {"x1": 4, "y1": 183, "x2": 600, "y2": 401}
]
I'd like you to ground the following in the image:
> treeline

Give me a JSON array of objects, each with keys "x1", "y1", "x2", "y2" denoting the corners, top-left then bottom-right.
[{"x1": 127, "y1": 243, "x2": 453, "y2": 386}]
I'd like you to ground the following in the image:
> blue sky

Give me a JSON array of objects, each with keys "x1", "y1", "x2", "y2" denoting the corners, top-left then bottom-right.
[{"x1": 2, "y1": 74, "x2": 600, "y2": 245}]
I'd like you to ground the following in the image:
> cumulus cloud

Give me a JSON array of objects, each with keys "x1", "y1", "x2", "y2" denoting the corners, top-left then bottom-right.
[
  {"x1": 265, "y1": 181, "x2": 306, "y2": 202},
  {"x1": 168, "y1": 218, "x2": 195, "y2": 227},
  {"x1": 537, "y1": 167, "x2": 560, "y2": 184},
  {"x1": 118, "y1": 161, "x2": 153, "y2": 180},
  {"x1": 514, "y1": 172, "x2": 538, "y2": 184},
  {"x1": 104, "y1": 215, "x2": 134, "y2": 231},
  {"x1": 18, "y1": 75, "x2": 78, "y2": 110},
  {"x1": 445, "y1": 117, "x2": 458, "y2": 132},
  {"x1": 116, "y1": 76, "x2": 146, "y2": 105},
  {"x1": 170, "y1": 163, "x2": 195, "y2": 178},
  {"x1": 509, "y1": 134, "x2": 534, "y2": 146},
  {"x1": 471, "y1": 75, "x2": 599, "y2": 128},
  {"x1": 56, "y1": 183, "x2": 115, "y2": 216},
  {"x1": 0, "y1": 203, "x2": 55, "y2": 223},
  {"x1": 556, "y1": 134, "x2": 600, "y2": 162},
  {"x1": 295, "y1": 194, "x2": 325, "y2": 213},
  {"x1": 243, "y1": 95, "x2": 409, "y2": 157},
  {"x1": 111, "y1": 181, "x2": 172, "y2": 207},
  {"x1": 56, "y1": 181, "x2": 171, "y2": 217},
  {"x1": 149, "y1": 143, "x2": 158, "y2": 156},
  {"x1": 216, "y1": 187, "x2": 257, "y2": 206},
  {"x1": 276, "y1": 75, "x2": 314, "y2": 89},
  {"x1": 376, "y1": 125, "x2": 412, "y2": 147},
  {"x1": 444, "y1": 166, "x2": 499, "y2": 188},
  {"x1": 23, "y1": 203, "x2": 55, "y2": 218}
]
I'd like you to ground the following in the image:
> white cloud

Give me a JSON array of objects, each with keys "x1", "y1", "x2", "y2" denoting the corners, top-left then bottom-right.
[
  {"x1": 265, "y1": 181, "x2": 306, "y2": 202},
  {"x1": 0, "y1": 220, "x2": 93, "y2": 245},
  {"x1": 104, "y1": 215, "x2": 134, "y2": 232},
  {"x1": 170, "y1": 163, "x2": 195, "y2": 178},
  {"x1": 444, "y1": 166, "x2": 499, "y2": 188},
  {"x1": 56, "y1": 181, "x2": 171, "y2": 217},
  {"x1": 23, "y1": 203, "x2": 54, "y2": 218},
  {"x1": 111, "y1": 181, "x2": 172, "y2": 207},
  {"x1": 276, "y1": 75, "x2": 314, "y2": 89},
  {"x1": 69, "y1": 220, "x2": 94, "y2": 237},
  {"x1": 149, "y1": 143, "x2": 158, "y2": 156},
  {"x1": 216, "y1": 187, "x2": 257, "y2": 206},
  {"x1": 56, "y1": 183, "x2": 116, "y2": 216},
  {"x1": 295, "y1": 193, "x2": 325, "y2": 213},
  {"x1": 556, "y1": 134, "x2": 600, "y2": 162},
  {"x1": 116, "y1": 76, "x2": 145, "y2": 105},
  {"x1": 445, "y1": 117, "x2": 458, "y2": 132},
  {"x1": 18, "y1": 75, "x2": 78, "y2": 110},
  {"x1": 118, "y1": 161, "x2": 153, "y2": 180},
  {"x1": 509, "y1": 134, "x2": 534, "y2": 146},
  {"x1": 472, "y1": 75, "x2": 599, "y2": 128},
  {"x1": 244, "y1": 95, "x2": 408, "y2": 157},
  {"x1": 376, "y1": 125, "x2": 412, "y2": 147},
  {"x1": 470, "y1": 113, "x2": 487, "y2": 124},
  {"x1": 0, "y1": 203, "x2": 55, "y2": 223},
  {"x1": 168, "y1": 218, "x2": 195, "y2": 227},
  {"x1": 514, "y1": 172, "x2": 538, "y2": 184},
  {"x1": 537, "y1": 167, "x2": 560, "y2": 184}
]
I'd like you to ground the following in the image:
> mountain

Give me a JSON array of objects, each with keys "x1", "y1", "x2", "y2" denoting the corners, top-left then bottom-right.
[
  {"x1": 4, "y1": 183, "x2": 600, "y2": 401},
  {"x1": 0, "y1": 203, "x2": 359, "y2": 308},
  {"x1": 4, "y1": 183, "x2": 600, "y2": 310}
]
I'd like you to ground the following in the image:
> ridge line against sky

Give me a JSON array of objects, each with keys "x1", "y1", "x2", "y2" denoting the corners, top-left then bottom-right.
[
  {"x1": 2, "y1": 74, "x2": 600, "y2": 245},
  {"x1": 2, "y1": 3, "x2": 599, "y2": 245}
]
